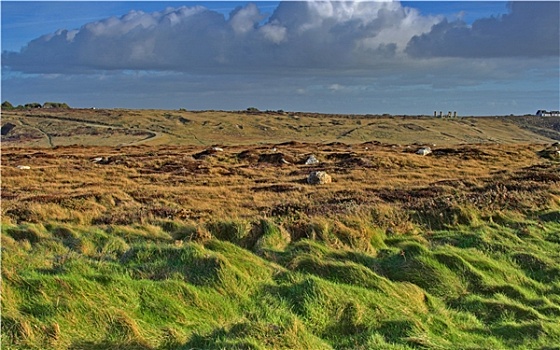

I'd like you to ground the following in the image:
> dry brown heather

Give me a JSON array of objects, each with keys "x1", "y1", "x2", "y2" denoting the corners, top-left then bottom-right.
[
  {"x1": 2, "y1": 109, "x2": 560, "y2": 230},
  {"x1": 2, "y1": 140, "x2": 560, "y2": 232}
]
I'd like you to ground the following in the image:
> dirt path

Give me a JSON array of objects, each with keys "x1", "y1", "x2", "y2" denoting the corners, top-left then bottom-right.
[
  {"x1": 19, "y1": 119, "x2": 54, "y2": 147},
  {"x1": 18, "y1": 114, "x2": 162, "y2": 147},
  {"x1": 337, "y1": 122, "x2": 376, "y2": 139}
]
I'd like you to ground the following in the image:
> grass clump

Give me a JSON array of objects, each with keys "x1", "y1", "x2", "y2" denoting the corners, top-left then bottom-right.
[
  {"x1": 3, "y1": 213, "x2": 560, "y2": 349},
  {"x1": 206, "y1": 219, "x2": 253, "y2": 247}
]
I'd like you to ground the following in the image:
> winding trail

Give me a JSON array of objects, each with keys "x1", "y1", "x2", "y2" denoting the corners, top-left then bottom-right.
[
  {"x1": 19, "y1": 114, "x2": 162, "y2": 147},
  {"x1": 19, "y1": 119, "x2": 54, "y2": 147},
  {"x1": 336, "y1": 122, "x2": 377, "y2": 139}
]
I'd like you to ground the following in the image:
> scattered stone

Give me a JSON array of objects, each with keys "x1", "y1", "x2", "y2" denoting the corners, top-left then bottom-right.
[
  {"x1": 16, "y1": 165, "x2": 31, "y2": 170},
  {"x1": 416, "y1": 147, "x2": 432, "y2": 156},
  {"x1": 92, "y1": 157, "x2": 111, "y2": 164},
  {"x1": 307, "y1": 171, "x2": 332, "y2": 185},
  {"x1": 305, "y1": 155, "x2": 319, "y2": 165}
]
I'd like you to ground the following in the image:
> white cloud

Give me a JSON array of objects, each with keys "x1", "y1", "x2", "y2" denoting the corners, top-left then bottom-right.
[
  {"x1": 2, "y1": 1, "x2": 558, "y2": 115},
  {"x1": 329, "y1": 83, "x2": 343, "y2": 92},
  {"x1": 406, "y1": 2, "x2": 559, "y2": 58},
  {"x1": 2, "y1": 1, "x2": 440, "y2": 74},
  {"x1": 259, "y1": 22, "x2": 287, "y2": 44},
  {"x1": 229, "y1": 3, "x2": 266, "y2": 35}
]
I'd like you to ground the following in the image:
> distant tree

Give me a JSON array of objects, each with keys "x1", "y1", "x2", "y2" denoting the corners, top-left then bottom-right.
[
  {"x1": 247, "y1": 107, "x2": 260, "y2": 113},
  {"x1": 43, "y1": 102, "x2": 70, "y2": 109},
  {"x1": 1, "y1": 101, "x2": 14, "y2": 110},
  {"x1": 24, "y1": 102, "x2": 42, "y2": 109}
]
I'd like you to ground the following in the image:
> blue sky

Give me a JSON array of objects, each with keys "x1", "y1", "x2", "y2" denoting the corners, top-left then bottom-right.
[{"x1": 2, "y1": 1, "x2": 559, "y2": 115}]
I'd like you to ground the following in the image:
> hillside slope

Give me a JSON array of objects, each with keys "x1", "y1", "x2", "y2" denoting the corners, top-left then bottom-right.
[{"x1": 1, "y1": 109, "x2": 557, "y2": 147}]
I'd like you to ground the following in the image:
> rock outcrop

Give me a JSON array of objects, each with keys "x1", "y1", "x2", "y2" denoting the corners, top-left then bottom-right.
[{"x1": 307, "y1": 171, "x2": 332, "y2": 185}]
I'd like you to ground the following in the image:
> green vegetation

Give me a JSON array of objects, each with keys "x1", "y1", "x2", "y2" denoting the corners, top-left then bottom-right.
[
  {"x1": 2, "y1": 212, "x2": 560, "y2": 349},
  {"x1": 24, "y1": 103, "x2": 42, "y2": 109},
  {"x1": 2, "y1": 101, "x2": 14, "y2": 110},
  {"x1": 42, "y1": 102, "x2": 70, "y2": 109},
  {"x1": 1, "y1": 101, "x2": 70, "y2": 112},
  {"x1": 2, "y1": 108, "x2": 560, "y2": 348}
]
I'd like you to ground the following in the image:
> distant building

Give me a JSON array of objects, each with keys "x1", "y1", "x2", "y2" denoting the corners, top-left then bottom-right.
[{"x1": 536, "y1": 110, "x2": 560, "y2": 116}]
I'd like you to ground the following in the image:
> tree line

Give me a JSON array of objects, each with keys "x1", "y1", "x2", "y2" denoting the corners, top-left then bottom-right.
[{"x1": 2, "y1": 101, "x2": 70, "y2": 110}]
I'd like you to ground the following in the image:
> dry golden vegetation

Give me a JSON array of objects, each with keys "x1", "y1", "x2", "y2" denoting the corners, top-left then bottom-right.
[
  {"x1": 2, "y1": 108, "x2": 560, "y2": 349},
  {"x1": 1, "y1": 141, "x2": 558, "y2": 230},
  {"x1": 2, "y1": 108, "x2": 557, "y2": 148}
]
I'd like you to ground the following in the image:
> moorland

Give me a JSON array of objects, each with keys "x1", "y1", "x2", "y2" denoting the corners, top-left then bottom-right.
[{"x1": 2, "y1": 108, "x2": 560, "y2": 349}]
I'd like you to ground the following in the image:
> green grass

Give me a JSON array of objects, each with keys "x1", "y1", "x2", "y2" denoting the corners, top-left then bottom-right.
[{"x1": 3, "y1": 214, "x2": 560, "y2": 349}]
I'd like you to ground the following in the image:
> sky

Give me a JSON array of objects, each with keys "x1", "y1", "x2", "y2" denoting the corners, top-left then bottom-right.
[{"x1": 2, "y1": 1, "x2": 559, "y2": 115}]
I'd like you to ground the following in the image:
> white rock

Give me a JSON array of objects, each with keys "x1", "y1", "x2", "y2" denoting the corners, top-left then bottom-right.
[
  {"x1": 307, "y1": 171, "x2": 332, "y2": 185},
  {"x1": 212, "y1": 147, "x2": 224, "y2": 152},
  {"x1": 416, "y1": 147, "x2": 432, "y2": 156},
  {"x1": 16, "y1": 165, "x2": 31, "y2": 170},
  {"x1": 305, "y1": 155, "x2": 319, "y2": 165},
  {"x1": 92, "y1": 157, "x2": 104, "y2": 162}
]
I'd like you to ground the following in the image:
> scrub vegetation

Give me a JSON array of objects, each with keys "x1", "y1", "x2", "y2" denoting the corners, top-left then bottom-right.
[{"x1": 2, "y1": 109, "x2": 560, "y2": 349}]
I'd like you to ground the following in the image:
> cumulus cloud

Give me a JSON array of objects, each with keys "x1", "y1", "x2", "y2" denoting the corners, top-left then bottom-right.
[
  {"x1": 229, "y1": 3, "x2": 266, "y2": 35},
  {"x1": 406, "y1": 1, "x2": 560, "y2": 58},
  {"x1": 259, "y1": 22, "x2": 287, "y2": 44},
  {"x1": 3, "y1": 1, "x2": 558, "y2": 115},
  {"x1": 2, "y1": 1, "x2": 439, "y2": 74}
]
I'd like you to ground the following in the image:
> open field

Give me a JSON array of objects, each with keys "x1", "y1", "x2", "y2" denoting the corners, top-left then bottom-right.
[
  {"x1": 2, "y1": 109, "x2": 560, "y2": 349},
  {"x1": 2, "y1": 108, "x2": 559, "y2": 147}
]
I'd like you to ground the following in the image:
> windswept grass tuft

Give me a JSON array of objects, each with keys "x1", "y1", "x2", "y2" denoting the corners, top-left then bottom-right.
[{"x1": 3, "y1": 211, "x2": 560, "y2": 349}]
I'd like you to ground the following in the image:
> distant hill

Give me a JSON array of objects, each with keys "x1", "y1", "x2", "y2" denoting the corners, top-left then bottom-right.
[{"x1": 1, "y1": 108, "x2": 557, "y2": 147}]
